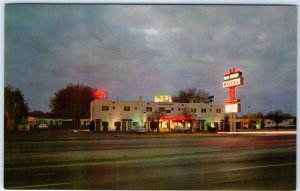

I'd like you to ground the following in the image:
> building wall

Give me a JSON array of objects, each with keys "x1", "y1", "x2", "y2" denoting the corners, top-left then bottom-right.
[
  {"x1": 91, "y1": 98, "x2": 225, "y2": 132},
  {"x1": 264, "y1": 118, "x2": 295, "y2": 128},
  {"x1": 27, "y1": 116, "x2": 90, "y2": 128}
]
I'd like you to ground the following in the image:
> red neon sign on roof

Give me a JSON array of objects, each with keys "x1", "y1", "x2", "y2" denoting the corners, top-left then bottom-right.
[{"x1": 95, "y1": 90, "x2": 108, "y2": 100}]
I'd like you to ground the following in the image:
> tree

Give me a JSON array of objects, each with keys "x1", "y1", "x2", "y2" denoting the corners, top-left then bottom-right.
[
  {"x1": 241, "y1": 112, "x2": 264, "y2": 130},
  {"x1": 50, "y1": 83, "x2": 96, "y2": 128},
  {"x1": 148, "y1": 109, "x2": 165, "y2": 134},
  {"x1": 224, "y1": 114, "x2": 230, "y2": 132},
  {"x1": 266, "y1": 110, "x2": 288, "y2": 131},
  {"x1": 4, "y1": 86, "x2": 29, "y2": 131},
  {"x1": 29, "y1": 110, "x2": 54, "y2": 118},
  {"x1": 181, "y1": 107, "x2": 196, "y2": 133},
  {"x1": 172, "y1": 88, "x2": 210, "y2": 103}
]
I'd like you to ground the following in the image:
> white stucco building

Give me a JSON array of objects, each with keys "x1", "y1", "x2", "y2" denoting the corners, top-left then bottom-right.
[{"x1": 90, "y1": 95, "x2": 225, "y2": 132}]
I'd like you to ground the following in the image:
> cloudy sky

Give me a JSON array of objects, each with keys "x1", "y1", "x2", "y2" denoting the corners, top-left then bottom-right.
[{"x1": 5, "y1": 4, "x2": 297, "y2": 115}]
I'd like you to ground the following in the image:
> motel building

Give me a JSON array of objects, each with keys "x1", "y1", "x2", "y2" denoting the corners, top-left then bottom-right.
[{"x1": 90, "y1": 94, "x2": 225, "y2": 132}]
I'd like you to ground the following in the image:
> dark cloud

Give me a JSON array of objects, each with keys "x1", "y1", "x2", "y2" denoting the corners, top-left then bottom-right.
[{"x1": 5, "y1": 4, "x2": 297, "y2": 115}]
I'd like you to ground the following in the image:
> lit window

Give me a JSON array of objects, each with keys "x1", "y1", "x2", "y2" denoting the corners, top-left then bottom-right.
[{"x1": 102, "y1": 106, "x2": 109, "y2": 111}]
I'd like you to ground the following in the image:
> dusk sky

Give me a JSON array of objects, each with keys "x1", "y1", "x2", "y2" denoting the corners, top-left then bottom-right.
[{"x1": 5, "y1": 4, "x2": 297, "y2": 115}]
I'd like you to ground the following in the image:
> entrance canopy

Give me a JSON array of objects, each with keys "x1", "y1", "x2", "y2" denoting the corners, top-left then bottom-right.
[{"x1": 160, "y1": 116, "x2": 194, "y2": 121}]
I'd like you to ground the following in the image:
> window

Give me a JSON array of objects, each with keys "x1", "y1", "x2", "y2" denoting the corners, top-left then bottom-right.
[
  {"x1": 178, "y1": 108, "x2": 181, "y2": 111},
  {"x1": 146, "y1": 107, "x2": 152, "y2": 112},
  {"x1": 102, "y1": 121, "x2": 109, "y2": 126},
  {"x1": 124, "y1": 106, "x2": 130, "y2": 111},
  {"x1": 159, "y1": 107, "x2": 165, "y2": 112},
  {"x1": 133, "y1": 122, "x2": 139, "y2": 126},
  {"x1": 166, "y1": 110, "x2": 171, "y2": 113},
  {"x1": 128, "y1": 121, "x2": 133, "y2": 128},
  {"x1": 112, "y1": 106, "x2": 115, "y2": 110},
  {"x1": 135, "y1": 106, "x2": 138, "y2": 110},
  {"x1": 216, "y1": 109, "x2": 221, "y2": 113},
  {"x1": 191, "y1": 108, "x2": 197, "y2": 113},
  {"x1": 102, "y1": 106, "x2": 109, "y2": 111},
  {"x1": 201, "y1": 108, "x2": 206, "y2": 113}
]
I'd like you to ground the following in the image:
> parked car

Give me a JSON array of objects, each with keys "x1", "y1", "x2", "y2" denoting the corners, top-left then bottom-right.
[
  {"x1": 131, "y1": 125, "x2": 147, "y2": 133},
  {"x1": 38, "y1": 124, "x2": 48, "y2": 129},
  {"x1": 171, "y1": 125, "x2": 189, "y2": 133}
]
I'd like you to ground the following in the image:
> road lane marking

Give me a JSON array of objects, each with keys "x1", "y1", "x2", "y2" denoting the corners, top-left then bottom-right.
[
  {"x1": 228, "y1": 162, "x2": 296, "y2": 172},
  {"x1": 7, "y1": 182, "x2": 70, "y2": 189}
]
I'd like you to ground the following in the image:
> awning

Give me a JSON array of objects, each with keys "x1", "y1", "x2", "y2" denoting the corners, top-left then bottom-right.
[{"x1": 160, "y1": 116, "x2": 194, "y2": 121}]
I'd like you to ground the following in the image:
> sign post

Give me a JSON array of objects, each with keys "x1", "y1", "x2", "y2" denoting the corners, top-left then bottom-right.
[{"x1": 222, "y1": 68, "x2": 244, "y2": 132}]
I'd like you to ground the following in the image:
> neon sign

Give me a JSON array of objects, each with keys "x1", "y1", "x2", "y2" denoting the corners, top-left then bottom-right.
[
  {"x1": 154, "y1": 94, "x2": 172, "y2": 102},
  {"x1": 223, "y1": 72, "x2": 242, "y2": 81},
  {"x1": 223, "y1": 78, "x2": 243, "y2": 88},
  {"x1": 95, "y1": 90, "x2": 108, "y2": 100},
  {"x1": 160, "y1": 116, "x2": 193, "y2": 121}
]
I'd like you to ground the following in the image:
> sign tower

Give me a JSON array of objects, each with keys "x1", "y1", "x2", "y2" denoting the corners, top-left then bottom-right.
[{"x1": 222, "y1": 68, "x2": 244, "y2": 132}]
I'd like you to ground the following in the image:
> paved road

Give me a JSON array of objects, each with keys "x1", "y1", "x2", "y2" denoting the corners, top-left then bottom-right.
[{"x1": 4, "y1": 132, "x2": 296, "y2": 190}]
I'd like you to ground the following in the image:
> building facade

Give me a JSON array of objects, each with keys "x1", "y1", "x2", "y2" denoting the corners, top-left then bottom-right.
[{"x1": 90, "y1": 96, "x2": 225, "y2": 132}]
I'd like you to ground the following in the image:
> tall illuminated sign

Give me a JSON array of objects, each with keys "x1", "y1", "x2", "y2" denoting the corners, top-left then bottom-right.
[{"x1": 222, "y1": 68, "x2": 244, "y2": 132}]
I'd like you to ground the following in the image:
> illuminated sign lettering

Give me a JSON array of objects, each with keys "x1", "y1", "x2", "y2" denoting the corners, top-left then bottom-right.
[
  {"x1": 225, "y1": 104, "x2": 241, "y2": 113},
  {"x1": 223, "y1": 72, "x2": 242, "y2": 81},
  {"x1": 222, "y1": 78, "x2": 243, "y2": 88},
  {"x1": 154, "y1": 94, "x2": 172, "y2": 102}
]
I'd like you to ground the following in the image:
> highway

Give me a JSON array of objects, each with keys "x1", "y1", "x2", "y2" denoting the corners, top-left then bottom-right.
[{"x1": 4, "y1": 131, "x2": 296, "y2": 190}]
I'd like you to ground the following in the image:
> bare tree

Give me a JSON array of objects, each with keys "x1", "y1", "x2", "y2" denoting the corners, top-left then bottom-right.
[
  {"x1": 266, "y1": 110, "x2": 288, "y2": 131},
  {"x1": 172, "y1": 88, "x2": 210, "y2": 103},
  {"x1": 181, "y1": 107, "x2": 196, "y2": 133},
  {"x1": 148, "y1": 109, "x2": 165, "y2": 134}
]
